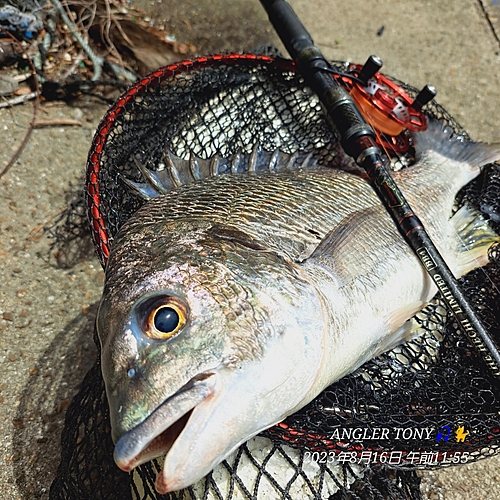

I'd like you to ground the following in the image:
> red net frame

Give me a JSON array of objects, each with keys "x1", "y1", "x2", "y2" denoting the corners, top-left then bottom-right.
[{"x1": 84, "y1": 53, "x2": 500, "y2": 470}]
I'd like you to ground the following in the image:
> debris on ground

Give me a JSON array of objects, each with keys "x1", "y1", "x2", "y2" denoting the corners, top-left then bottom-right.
[
  {"x1": 0, "y1": 0, "x2": 196, "y2": 105},
  {"x1": 0, "y1": 0, "x2": 197, "y2": 181}
]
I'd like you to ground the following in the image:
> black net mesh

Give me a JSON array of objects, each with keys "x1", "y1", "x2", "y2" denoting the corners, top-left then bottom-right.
[
  {"x1": 45, "y1": 183, "x2": 96, "y2": 269},
  {"x1": 51, "y1": 53, "x2": 500, "y2": 500}
]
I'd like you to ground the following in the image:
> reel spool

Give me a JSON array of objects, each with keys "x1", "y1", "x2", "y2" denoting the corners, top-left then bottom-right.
[{"x1": 336, "y1": 56, "x2": 436, "y2": 153}]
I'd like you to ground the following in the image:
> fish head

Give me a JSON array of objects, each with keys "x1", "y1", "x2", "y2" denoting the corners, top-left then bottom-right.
[{"x1": 97, "y1": 218, "x2": 324, "y2": 493}]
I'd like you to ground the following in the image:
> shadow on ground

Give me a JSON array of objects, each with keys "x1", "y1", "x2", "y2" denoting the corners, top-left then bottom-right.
[{"x1": 12, "y1": 304, "x2": 99, "y2": 499}]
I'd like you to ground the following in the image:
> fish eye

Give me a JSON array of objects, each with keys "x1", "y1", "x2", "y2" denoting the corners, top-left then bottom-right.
[
  {"x1": 154, "y1": 306, "x2": 180, "y2": 333},
  {"x1": 145, "y1": 298, "x2": 187, "y2": 339}
]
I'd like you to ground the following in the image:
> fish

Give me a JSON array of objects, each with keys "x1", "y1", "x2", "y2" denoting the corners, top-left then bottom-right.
[{"x1": 96, "y1": 120, "x2": 500, "y2": 494}]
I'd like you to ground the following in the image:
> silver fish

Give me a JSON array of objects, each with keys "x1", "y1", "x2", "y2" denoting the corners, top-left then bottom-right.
[{"x1": 96, "y1": 120, "x2": 500, "y2": 494}]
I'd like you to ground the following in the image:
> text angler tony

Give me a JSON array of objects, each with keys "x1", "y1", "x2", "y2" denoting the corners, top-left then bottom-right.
[{"x1": 329, "y1": 427, "x2": 435, "y2": 441}]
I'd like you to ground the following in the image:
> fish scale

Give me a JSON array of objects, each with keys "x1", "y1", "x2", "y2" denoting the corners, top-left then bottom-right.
[{"x1": 126, "y1": 169, "x2": 380, "y2": 262}]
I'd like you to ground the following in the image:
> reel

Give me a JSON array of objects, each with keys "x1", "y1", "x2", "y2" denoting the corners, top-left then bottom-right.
[{"x1": 335, "y1": 56, "x2": 436, "y2": 154}]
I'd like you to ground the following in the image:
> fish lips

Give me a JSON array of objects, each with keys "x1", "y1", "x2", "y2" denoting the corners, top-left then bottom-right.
[{"x1": 113, "y1": 372, "x2": 217, "y2": 473}]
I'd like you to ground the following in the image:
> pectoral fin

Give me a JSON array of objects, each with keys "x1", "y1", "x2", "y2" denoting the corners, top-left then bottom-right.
[
  {"x1": 304, "y1": 208, "x2": 399, "y2": 287},
  {"x1": 308, "y1": 210, "x2": 371, "y2": 260}
]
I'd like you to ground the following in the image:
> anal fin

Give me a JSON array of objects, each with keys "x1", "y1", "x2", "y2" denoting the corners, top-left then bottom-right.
[
  {"x1": 452, "y1": 204, "x2": 500, "y2": 275},
  {"x1": 371, "y1": 317, "x2": 422, "y2": 359}
]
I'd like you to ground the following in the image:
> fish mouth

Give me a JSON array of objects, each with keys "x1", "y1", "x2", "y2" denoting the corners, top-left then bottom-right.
[{"x1": 113, "y1": 372, "x2": 217, "y2": 473}]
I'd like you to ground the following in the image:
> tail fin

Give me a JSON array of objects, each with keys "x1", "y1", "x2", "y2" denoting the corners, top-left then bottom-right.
[{"x1": 413, "y1": 120, "x2": 500, "y2": 176}]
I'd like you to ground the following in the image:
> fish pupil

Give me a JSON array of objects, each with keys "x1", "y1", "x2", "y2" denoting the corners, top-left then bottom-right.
[{"x1": 154, "y1": 307, "x2": 179, "y2": 333}]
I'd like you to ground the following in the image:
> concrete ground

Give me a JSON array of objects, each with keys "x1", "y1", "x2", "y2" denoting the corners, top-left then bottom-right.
[{"x1": 1, "y1": 0, "x2": 499, "y2": 499}]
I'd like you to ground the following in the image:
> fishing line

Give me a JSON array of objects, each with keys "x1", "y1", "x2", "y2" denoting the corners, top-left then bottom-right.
[
  {"x1": 325, "y1": 57, "x2": 500, "y2": 344},
  {"x1": 316, "y1": 66, "x2": 366, "y2": 86},
  {"x1": 379, "y1": 123, "x2": 500, "y2": 297},
  {"x1": 375, "y1": 124, "x2": 500, "y2": 328},
  {"x1": 390, "y1": 146, "x2": 500, "y2": 296},
  {"x1": 476, "y1": 255, "x2": 500, "y2": 293},
  {"x1": 336, "y1": 60, "x2": 500, "y2": 297}
]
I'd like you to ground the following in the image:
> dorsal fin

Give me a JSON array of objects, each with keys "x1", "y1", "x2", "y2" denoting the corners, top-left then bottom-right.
[{"x1": 124, "y1": 146, "x2": 319, "y2": 199}]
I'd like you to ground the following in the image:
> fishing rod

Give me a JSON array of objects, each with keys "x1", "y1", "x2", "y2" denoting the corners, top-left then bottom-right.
[{"x1": 259, "y1": 0, "x2": 500, "y2": 379}]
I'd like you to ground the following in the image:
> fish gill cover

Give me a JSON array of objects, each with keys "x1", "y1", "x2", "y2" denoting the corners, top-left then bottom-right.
[{"x1": 50, "y1": 54, "x2": 500, "y2": 499}]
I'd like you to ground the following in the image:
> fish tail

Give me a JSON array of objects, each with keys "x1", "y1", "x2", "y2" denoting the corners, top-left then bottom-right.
[{"x1": 413, "y1": 120, "x2": 500, "y2": 180}]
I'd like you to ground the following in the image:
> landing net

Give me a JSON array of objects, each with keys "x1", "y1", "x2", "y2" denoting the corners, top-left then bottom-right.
[{"x1": 50, "y1": 52, "x2": 500, "y2": 500}]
